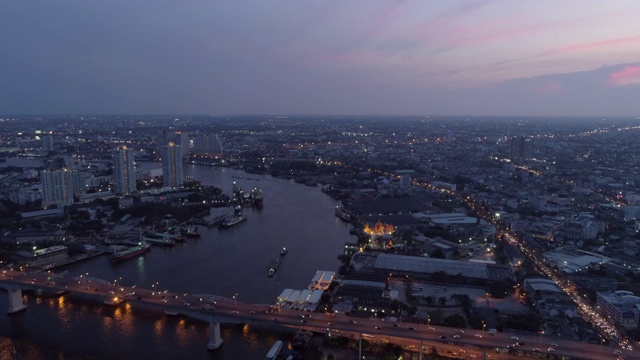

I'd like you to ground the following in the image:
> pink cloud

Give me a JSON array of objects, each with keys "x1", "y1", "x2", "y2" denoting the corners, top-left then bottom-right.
[
  {"x1": 608, "y1": 65, "x2": 640, "y2": 87},
  {"x1": 543, "y1": 35, "x2": 640, "y2": 56},
  {"x1": 534, "y1": 81, "x2": 564, "y2": 94}
]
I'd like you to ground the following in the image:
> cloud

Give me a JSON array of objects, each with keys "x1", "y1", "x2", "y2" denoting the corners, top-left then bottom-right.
[
  {"x1": 534, "y1": 81, "x2": 564, "y2": 94},
  {"x1": 542, "y1": 35, "x2": 640, "y2": 57},
  {"x1": 608, "y1": 65, "x2": 640, "y2": 87}
]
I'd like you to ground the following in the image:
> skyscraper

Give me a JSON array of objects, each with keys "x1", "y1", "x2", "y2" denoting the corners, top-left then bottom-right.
[
  {"x1": 193, "y1": 134, "x2": 223, "y2": 156},
  {"x1": 113, "y1": 146, "x2": 137, "y2": 195},
  {"x1": 162, "y1": 142, "x2": 183, "y2": 188},
  {"x1": 509, "y1": 136, "x2": 533, "y2": 160},
  {"x1": 42, "y1": 135, "x2": 54, "y2": 152},
  {"x1": 41, "y1": 169, "x2": 85, "y2": 206},
  {"x1": 175, "y1": 131, "x2": 191, "y2": 155}
]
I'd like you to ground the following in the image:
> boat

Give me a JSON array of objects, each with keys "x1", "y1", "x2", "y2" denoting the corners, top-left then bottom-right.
[
  {"x1": 280, "y1": 247, "x2": 288, "y2": 256},
  {"x1": 308, "y1": 270, "x2": 324, "y2": 290},
  {"x1": 265, "y1": 340, "x2": 283, "y2": 360},
  {"x1": 220, "y1": 214, "x2": 247, "y2": 228},
  {"x1": 142, "y1": 235, "x2": 176, "y2": 247},
  {"x1": 109, "y1": 242, "x2": 151, "y2": 263},
  {"x1": 267, "y1": 259, "x2": 280, "y2": 277},
  {"x1": 335, "y1": 206, "x2": 351, "y2": 222},
  {"x1": 252, "y1": 187, "x2": 263, "y2": 205},
  {"x1": 152, "y1": 230, "x2": 185, "y2": 243},
  {"x1": 180, "y1": 225, "x2": 200, "y2": 239},
  {"x1": 317, "y1": 271, "x2": 335, "y2": 290}
]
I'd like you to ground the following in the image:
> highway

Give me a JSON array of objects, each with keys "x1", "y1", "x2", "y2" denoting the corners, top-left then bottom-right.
[{"x1": 1, "y1": 269, "x2": 634, "y2": 359}]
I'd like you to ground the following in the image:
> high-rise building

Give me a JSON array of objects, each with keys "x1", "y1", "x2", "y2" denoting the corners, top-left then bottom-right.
[
  {"x1": 41, "y1": 169, "x2": 85, "y2": 206},
  {"x1": 509, "y1": 136, "x2": 533, "y2": 160},
  {"x1": 175, "y1": 131, "x2": 191, "y2": 155},
  {"x1": 162, "y1": 142, "x2": 183, "y2": 188},
  {"x1": 112, "y1": 146, "x2": 137, "y2": 195},
  {"x1": 399, "y1": 175, "x2": 411, "y2": 189},
  {"x1": 42, "y1": 135, "x2": 54, "y2": 152},
  {"x1": 193, "y1": 134, "x2": 223, "y2": 156}
]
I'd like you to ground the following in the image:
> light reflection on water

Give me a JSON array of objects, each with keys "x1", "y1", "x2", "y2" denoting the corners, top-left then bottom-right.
[{"x1": 0, "y1": 165, "x2": 348, "y2": 359}]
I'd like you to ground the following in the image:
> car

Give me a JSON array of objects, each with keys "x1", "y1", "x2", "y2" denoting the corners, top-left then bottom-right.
[
  {"x1": 248, "y1": 310, "x2": 256, "y2": 314},
  {"x1": 183, "y1": 302, "x2": 191, "y2": 307},
  {"x1": 548, "y1": 347, "x2": 556, "y2": 352},
  {"x1": 393, "y1": 323, "x2": 399, "y2": 327},
  {"x1": 549, "y1": 343, "x2": 558, "y2": 348},
  {"x1": 439, "y1": 335, "x2": 446, "y2": 339},
  {"x1": 375, "y1": 326, "x2": 382, "y2": 330},
  {"x1": 300, "y1": 320, "x2": 307, "y2": 323},
  {"x1": 328, "y1": 322, "x2": 335, "y2": 326},
  {"x1": 474, "y1": 334, "x2": 482, "y2": 338},
  {"x1": 510, "y1": 336, "x2": 519, "y2": 340},
  {"x1": 349, "y1": 320, "x2": 357, "y2": 324},
  {"x1": 457, "y1": 329, "x2": 465, "y2": 333},
  {"x1": 613, "y1": 350, "x2": 622, "y2": 355},
  {"x1": 532, "y1": 348, "x2": 540, "y2": 352},
  {"x1": 427, "y1": 327, "x2": 436, "y2": 331},
  {"x1": 272, "y1": 318, "x2": 278, "y2": 321},
  {"x1": 453, "y1": 335, "x2": 460, "y2": 338},
  {"x1": 517, "y1": 342, "x2": 525, "y2": 346},
  {"x1": 408, "y1": 327, "x2": 416, "y2": 331}
]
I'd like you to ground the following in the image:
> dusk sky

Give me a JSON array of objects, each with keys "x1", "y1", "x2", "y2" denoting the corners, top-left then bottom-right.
[{"x1": 1, "y1": 0, "x2": 640, "y2": 117}]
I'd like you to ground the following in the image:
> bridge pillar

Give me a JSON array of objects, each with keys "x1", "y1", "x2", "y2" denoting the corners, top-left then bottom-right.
[
  {"x1": 207, "y1": 318, "x2": 223, "y2": 350},
  {"x1": 7, "y1": 288, "x2": 27, "y2": 314}
]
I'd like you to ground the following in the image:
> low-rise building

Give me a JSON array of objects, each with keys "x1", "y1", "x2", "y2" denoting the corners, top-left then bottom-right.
[
  {"x1": 13, "y1": 245, "x2": 69, "y2": 268},
  {"x1": 596, "y1": 290, "x2": 640, "y2": 329}
]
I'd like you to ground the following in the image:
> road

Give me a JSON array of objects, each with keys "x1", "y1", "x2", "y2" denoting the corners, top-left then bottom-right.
[{"x1": 0, "y1": 269, "x2": 633, "y2": 359}]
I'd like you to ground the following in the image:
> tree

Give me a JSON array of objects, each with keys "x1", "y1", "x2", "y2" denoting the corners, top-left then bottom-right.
[
  {"x1": 425, "y1": 296, "x2": 435, "y2": 306},
  {"x1": 489, "y1": 280, "x2": 514, "y2": 299},
  {"x1": 431, "y1": 271, "x2": 450, "y2": 284},
  {"x1": 431, "y1": 248, "x2": 446, "y2": 259},
  {"x1": 443, "y1": 314, "x2": 466, "y2": 328},
  {"x1": 438, "y1": 296, "x2": 447, "y2": 307}
]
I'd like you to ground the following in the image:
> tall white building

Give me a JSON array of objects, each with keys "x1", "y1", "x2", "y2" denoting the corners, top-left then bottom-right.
[
  {"x1": 41, "y1": 169, "x2": 85, "y2": 206},
  {"x1": 193, "y1": 134, "x2": 223, "y2": 155},
  {"x1": 112, "y1": 146, "x2": 137, "y2": 195},
  {"x1": 162, "y1": 142, "x2": 183, "y2": 188}
]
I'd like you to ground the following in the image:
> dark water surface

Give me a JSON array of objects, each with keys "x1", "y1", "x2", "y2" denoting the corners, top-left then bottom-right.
[{"x1": 0, "y1": 165, "x2": 351, "y2": 359}]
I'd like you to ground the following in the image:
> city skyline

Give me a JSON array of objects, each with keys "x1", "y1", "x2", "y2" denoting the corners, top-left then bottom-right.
[{"x1": 1, "y1": 1, "x2": 639, "y2": 117}]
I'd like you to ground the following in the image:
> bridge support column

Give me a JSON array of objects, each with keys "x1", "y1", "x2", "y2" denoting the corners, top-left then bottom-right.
[
  {"x1": 207, "y1": 319, "x2": 223, "y2": 350},
  {"x1": 7, "y1": 288, "x2": 27, "y2": 314}
]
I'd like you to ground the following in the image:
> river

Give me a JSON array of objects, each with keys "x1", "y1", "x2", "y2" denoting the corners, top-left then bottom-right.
[{"x1": 0, "y1": 163, "x2": 351, "y2": 360}]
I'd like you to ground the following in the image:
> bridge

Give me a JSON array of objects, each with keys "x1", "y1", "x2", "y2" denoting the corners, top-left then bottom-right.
[{"x1": 0, "y1": 269, "x2": 633, "y2": 359}]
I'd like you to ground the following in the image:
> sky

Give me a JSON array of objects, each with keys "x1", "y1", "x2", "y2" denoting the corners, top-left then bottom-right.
[{"x1": 1, "y1": 0, "x2": 640, "y2": 117}]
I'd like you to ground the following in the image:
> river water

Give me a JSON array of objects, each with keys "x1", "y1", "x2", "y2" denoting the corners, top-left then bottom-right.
[{"x1": 0, "y1": 163, "x2": 351, "y2": 360}]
